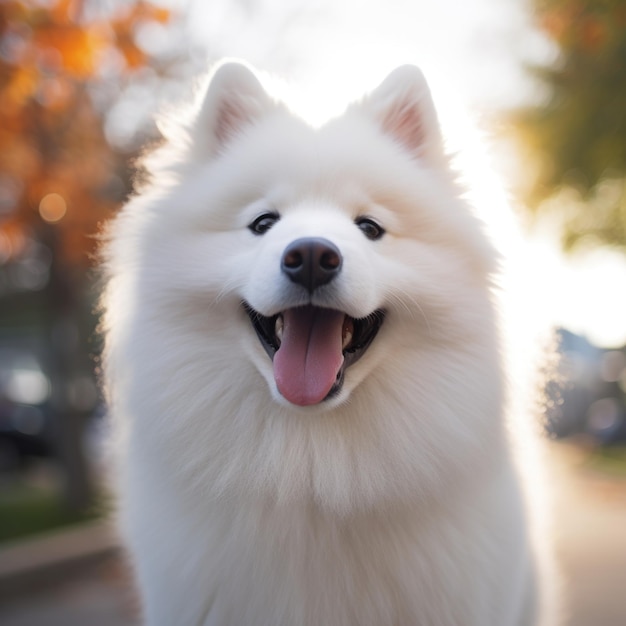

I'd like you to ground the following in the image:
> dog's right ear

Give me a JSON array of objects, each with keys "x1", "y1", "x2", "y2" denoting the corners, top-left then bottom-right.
[{"x1": 194, "y1": 60, "x2": 277, "y2": 158}]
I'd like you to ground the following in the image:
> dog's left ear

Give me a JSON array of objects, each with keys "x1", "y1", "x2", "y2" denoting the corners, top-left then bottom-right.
[
  {"x1": 194, "y1": 60, "x2": 278, "y2": 158},
  {"x1": 358, "y1": 66, "x2": 444, "y2": 162}
]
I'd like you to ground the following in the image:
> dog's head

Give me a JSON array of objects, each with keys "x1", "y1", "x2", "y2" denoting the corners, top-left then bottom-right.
[{"x1": 115, "y1": 61, "x2": 498, "y2": 413}]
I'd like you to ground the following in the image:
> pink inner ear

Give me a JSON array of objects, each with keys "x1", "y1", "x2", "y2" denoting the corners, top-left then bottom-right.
[
  {"x1": 215, "y1": 99, "x2": 251, "y2": 147},
  {"x1": 382, "y1": 98, "x2": 425, "y2": 154}
]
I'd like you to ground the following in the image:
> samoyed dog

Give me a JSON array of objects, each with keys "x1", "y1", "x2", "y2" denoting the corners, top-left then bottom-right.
[{"x1": 102, "y1": 61, "x2": 556, "y2": 626}]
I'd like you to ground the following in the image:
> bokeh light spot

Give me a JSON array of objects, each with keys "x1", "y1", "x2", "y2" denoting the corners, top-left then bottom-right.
[{"x1": 39, "y1": 192, "x2": 67, "y2": 223}]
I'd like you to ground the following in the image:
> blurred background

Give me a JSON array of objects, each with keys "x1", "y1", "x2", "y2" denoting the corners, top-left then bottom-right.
[{"x1": 0, "y1": 0, "x2": 625, "y2": 624}]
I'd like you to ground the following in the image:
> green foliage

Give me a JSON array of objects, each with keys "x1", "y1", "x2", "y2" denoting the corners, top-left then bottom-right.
[
  {"x1": 514, "y1": 0, "x2": 626, "y2": 248},
  {"x1": 0, "y1": 481, "x2": 99, "y2": 543},
  {"x1": 584, "y1": 445, "x2": 626, "y2": 477}
]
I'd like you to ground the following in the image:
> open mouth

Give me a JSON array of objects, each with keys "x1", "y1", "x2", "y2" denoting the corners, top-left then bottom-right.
[{"x1": 243, "y1": 303, "x2": 385, "y2": 406}]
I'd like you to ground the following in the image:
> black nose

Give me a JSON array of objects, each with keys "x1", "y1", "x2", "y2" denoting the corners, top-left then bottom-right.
[{"x1": 281, "y1": 237, "x2": 342, "y2": 292}]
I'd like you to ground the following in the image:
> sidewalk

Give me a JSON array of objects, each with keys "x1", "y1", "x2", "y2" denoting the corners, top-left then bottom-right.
[
  {"x1": 0, "y1": 521, "x2": 139, "y2": 626},
  {"x1": 549, "y1": 443, "x2": 626, "y2": 626}
]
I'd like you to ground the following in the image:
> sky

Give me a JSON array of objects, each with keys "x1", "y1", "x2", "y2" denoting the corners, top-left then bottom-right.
[
  {"x1": 183, "y1": 0, "x2": 540, "y2": 117},
  {"x1": 145, "y1": 0, "x2": 626, "y2": 348}
]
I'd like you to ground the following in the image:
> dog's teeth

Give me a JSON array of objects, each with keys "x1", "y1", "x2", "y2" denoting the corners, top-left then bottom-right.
[
  {"x1": 275, "y1": 315, "x2": 284, "y2": 345},
  {"x1": 342, "y1": 317, "x2": 354, "y2": 350}
]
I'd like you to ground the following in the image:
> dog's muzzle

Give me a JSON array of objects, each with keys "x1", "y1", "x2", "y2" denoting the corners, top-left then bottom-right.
[{"x1": 243, "y1": 237, "x2": 384, "y2": 406}]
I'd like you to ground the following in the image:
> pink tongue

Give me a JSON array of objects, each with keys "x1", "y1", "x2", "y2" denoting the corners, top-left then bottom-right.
[{"x1": 273, "y1": 306, "x2": 345, "y2": 406}]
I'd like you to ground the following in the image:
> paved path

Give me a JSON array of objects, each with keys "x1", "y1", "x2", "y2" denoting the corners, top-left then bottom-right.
[
  {"x1": 550, "y1": 443, "x2": 626, "y2": 626},
  {"x1": 0, "y1": 442, "x2": 624, "y2": 625},
  {"x1": 0, "y1": 552, "x2": 139, "y2": 625}
]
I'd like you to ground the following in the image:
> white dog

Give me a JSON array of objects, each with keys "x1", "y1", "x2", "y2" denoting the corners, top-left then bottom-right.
[{"x1": 102, "y1": 60, "x2": 557, "y2": 625}]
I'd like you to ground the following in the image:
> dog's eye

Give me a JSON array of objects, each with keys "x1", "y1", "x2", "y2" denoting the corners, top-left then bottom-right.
[
  {"x1": 248, "y1": 212, "x2": 280, "y2": 235},
  {"x1": 355, "y1": 217, "x2": 385, "y2": 241}
]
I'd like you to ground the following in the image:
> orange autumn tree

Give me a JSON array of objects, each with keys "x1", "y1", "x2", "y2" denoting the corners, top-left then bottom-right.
[
  {"x1": 0, "y1": 0, "x2": 173, "y2": 513},
  {"x1": 0, "y1": 0, "x2": 172, "y2": 267}
]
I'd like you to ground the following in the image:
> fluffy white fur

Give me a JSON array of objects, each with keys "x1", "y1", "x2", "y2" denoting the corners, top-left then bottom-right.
[{"x1": 102, "y1": 61, "x2": 556, "y2": 625}]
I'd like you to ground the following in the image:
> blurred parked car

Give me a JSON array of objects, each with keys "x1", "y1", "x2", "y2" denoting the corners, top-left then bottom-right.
[
  {"x1": 0, "y1": 347, "x2": 54, "y2": 471},
  {"x1": 546, "y1": 329, "x2": 626, "y2": 444}
]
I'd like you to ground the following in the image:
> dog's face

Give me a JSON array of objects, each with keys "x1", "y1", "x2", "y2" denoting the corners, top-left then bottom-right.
[{"x1": 128, "y1": 62, "x2": 498, "y2": 413}]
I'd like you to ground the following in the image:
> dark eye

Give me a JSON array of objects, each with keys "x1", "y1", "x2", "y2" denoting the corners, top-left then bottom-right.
[
  {"x1": 248, "y1": 212, "x2": 280, "y2": 235},
  {"x1": 355, "y1": 217, "x2": 385, "y2": 241}
]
